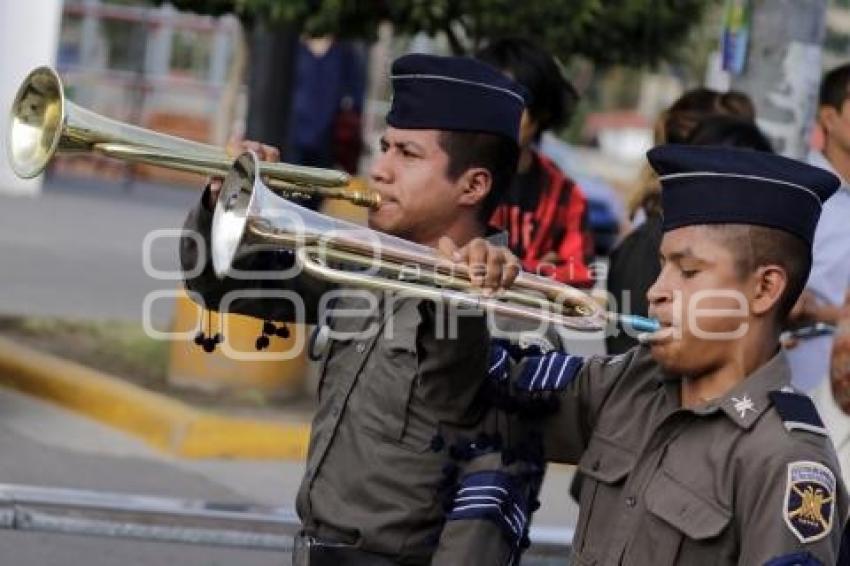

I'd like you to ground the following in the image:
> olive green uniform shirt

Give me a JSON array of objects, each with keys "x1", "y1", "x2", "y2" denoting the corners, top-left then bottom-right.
[
  {"x1": 181, "y1": 198, "x2": 549, "y2": 565},
  {"x1": 515, "y1": 345, "x2": 848, "y2": 565}
]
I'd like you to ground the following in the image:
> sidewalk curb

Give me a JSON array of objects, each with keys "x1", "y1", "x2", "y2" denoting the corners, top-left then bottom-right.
[{"x1": 0, "y1": 336, "x2": 309, "y2": 460}]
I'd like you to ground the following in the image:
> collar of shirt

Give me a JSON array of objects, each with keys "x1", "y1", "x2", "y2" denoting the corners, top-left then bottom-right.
[
  {"x1": 657, "y1": 349, "x2": 791, "y2": 429},
  {"x1": 807, "y1": 150, "x2": 850, "y2": 196}
]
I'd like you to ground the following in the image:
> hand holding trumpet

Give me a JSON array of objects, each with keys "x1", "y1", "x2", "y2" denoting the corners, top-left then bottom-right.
[{"x1": 205, "y1": 139, "x2": 281, "y2": 210}]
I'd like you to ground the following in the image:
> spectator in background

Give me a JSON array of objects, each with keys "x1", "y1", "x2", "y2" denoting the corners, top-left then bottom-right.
[
  {"x1": 605, "y1": 94, "x2": 764, "y2": 355},
  {"x1": 785, "y1": 64, "x2": 850, "y2": 487},
  {"x1": 626, "y1": 88, "x2": 756, "y2": 227},
  {"x1": 288, "y1": 36, "x2": 366, "y2": 208},
  {"x1": 477, "y1": 38, "x2": 595, "y2": 287},
  {"x1": 686, "y1": 114, "x2": 772, "y2": 151}
]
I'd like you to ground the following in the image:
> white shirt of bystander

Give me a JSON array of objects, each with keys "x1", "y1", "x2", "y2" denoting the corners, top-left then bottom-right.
[{"x1": 786, "y1": 150, "x2": 850, "y2": 390}]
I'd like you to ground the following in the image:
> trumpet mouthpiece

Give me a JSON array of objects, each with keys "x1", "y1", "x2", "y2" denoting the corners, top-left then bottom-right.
[
  {"x1": 349, "y1": 190, "x2": 382, "y2": 209},
  {"x1": 616, "y1": 314, "x2": 661, "y2": 333}
]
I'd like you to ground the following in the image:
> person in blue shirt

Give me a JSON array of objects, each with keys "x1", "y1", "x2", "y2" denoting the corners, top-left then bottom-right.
[{"x1": 786, "y1": 63, "x2": 850, "y2": 491}]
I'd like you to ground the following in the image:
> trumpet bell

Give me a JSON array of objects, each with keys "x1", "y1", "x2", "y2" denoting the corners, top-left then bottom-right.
[
  {"x1": 212, "y1": 153, "x2": 256, "y2": 278},
  {"x1": 212, "y1": 151, "x2": 370, "y2": 278},
  {"x1": 8, "y1": 66, "x2": 65, "y2": 179}
]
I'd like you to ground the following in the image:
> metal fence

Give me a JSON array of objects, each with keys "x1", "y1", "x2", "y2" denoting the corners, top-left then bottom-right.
[{"x1": 0, "y1": 483, "x2": 571, "y2": 564}]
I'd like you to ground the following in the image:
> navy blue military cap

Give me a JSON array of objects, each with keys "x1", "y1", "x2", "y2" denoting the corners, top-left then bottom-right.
[
  {"x1": 386, "y1": 53, "x2": 528, "y2": 142},
  {"x1": 647, "y1": 144, "x2": 840, "y2": 247}
]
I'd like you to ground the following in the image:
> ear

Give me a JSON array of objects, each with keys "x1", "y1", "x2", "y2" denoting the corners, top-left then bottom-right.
[
  {"x1": 818, "y1": 106, "x2": 839, "y2": 132},
  {"x1": 456, "y1": 167, "x2": 492, "y2": 208},
  {"x1": 750, "y1": 265, "x2": 788, "y2": 317}
]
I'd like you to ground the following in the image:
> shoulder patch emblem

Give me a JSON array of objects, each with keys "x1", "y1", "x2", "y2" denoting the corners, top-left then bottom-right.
[{"x1": 784, "y1": 461, "x2": 836, "y2": 544}]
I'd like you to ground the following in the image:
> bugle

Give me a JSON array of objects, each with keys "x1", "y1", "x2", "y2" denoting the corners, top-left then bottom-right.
[{"x1": 7, "y1": 66, "x2": 379, "y2": 208}]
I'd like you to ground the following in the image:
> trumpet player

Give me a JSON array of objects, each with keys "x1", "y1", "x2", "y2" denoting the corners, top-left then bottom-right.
[
  {"x1": 181, "y1": 53, "x2": 556, "y2": 565},
  {"x1": 459, "y1": 145, "x2": 849, "y2": 565}
]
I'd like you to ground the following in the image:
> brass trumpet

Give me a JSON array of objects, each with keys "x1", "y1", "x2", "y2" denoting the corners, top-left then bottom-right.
[
  {"x1": 7, "y1": 66, "x2": 380, "y2": 208},
  {"x1": 213, "y1": 150, "x2": 625, "y2": 333}
]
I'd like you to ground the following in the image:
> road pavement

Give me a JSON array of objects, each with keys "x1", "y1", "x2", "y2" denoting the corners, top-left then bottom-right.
[
  {"x1": 0, "y1": 385, "x2": 577, "y2": 564},
  {"x1": 0, "y1": 175, "x2": 197, "y2": 327},
  {"x1": 0, "y1": 385, "x2": 297, "y2": 564}
]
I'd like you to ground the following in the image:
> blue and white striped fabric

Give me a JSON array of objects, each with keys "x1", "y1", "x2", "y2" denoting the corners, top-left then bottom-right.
[
  {"x1": 488, "y1": 343, "x2": 511, "y2": 383},
  {"x1": 445, "y1": 470, "x2": 528, "y2": 547},
  {"x1": 516, "y1": 352, "x2": 583, "y2": 392}
]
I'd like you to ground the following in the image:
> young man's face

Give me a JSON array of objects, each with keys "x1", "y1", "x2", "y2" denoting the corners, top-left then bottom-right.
[
  {"x1": 646, "y1": 226, "x2": 753, "y2": 376},
  {"x1": 367, "y1": 127, "x2": 467, "y2": 244}
]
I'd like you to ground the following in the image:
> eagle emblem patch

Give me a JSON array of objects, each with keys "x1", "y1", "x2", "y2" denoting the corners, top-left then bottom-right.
[{"x1": 784, "y1": 461, "x2": 836, "y2": 543}]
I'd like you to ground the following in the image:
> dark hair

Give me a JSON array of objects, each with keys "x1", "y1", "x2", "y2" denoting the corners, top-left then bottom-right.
[
  {"x1": 635, "y1": 89, "x2": 758, "y2": 218},
  {"x1": 476, "y1": 37, "x2": 578, "y2": 137},
  {"x1": 659, "y1": 88, "x2": 756, "y2": 144},
  {"x1": 667, "y1": 88, "x2": 755, "y2": 118},
  {"x1": 686, "y1": 115, "x2": 773, "y2": 152},
  {"x1": 819, "y1": 63, "x2": 850, "y2": 110},
  {"x1": 437, "y1": 131, "x2": 519, "y2": 222},
  {"x1": 705, "y1": 225, "x2": 811, "y2": 323}
]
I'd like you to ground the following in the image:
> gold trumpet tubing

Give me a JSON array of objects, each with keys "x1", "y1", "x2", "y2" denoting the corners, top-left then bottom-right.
[
  {"x1": 295, "y1": 247, "x2": 605, "y2": 332},
  {"x1": 305, "y1": 245, "x2": 585, "y2": 318},
  {"x1": 60, "y1": 100, "x2": 351, "y2": 189},
  {"x1": 93, "y1": 141, "x2": 351, "y2": 189},
  {"x1": 262, "y1": 179, "x2": 380, "y2": 209},
  {"x1": 247, "y1": 219, "x2": 601, "y2": 320},
  {"x1": 93, "y1": 143, "x2": 378, "y2": 207},
  {"x1": 315, "y1": 235, "x2": 599, "y2": 317}
]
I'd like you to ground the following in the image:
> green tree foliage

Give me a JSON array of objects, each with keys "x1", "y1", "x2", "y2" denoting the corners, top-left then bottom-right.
[{"x1": 162, "y1": 0, "x2": 716, "y2": 66}]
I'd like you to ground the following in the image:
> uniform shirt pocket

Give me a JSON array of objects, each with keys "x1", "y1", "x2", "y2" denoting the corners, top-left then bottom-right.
[
  {"x1": 645, "y1": 469, "x2": 731, "y2": 540},
  {"x1": 353, "y1": 312, "x2": 422, "y2": 447},
  {"x1": 573, "y1": 434, "x2": 636, "y2": 559},
  {"x1": 578, "y1": 433, "x2": 635, "y2": 483}
]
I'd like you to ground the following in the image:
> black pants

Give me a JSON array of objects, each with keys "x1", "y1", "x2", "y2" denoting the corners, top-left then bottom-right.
[{"x1": 293, "y1": 535, "x2": 400, "y2": 566}]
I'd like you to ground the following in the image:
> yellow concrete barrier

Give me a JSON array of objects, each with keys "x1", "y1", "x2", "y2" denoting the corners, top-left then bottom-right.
[
  {"x1": 0, "y1": 336, "x2": 309, "y2": 459},
  {"x1": 168, "y1": 290, "x2": 311, "y2": 400}
]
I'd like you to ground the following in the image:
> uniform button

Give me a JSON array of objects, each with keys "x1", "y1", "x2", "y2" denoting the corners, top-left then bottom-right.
[
  {"x1": 591, "y1": 459, "x2": 600, "y2": 471},
  {"x1": 355, "y1": 342, "x2": 366, "y2": 354},
  {"x1": 625, "y1": 496, "x2": 637, "y2": 508},
  {"x1": 331, "y1": 406, "x2": 341, "y2": 417}
]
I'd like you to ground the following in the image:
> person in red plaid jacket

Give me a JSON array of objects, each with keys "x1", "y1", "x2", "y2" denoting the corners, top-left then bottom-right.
[{"x1": 477, "y1": 38, "x2": 595, "y2": 287}]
